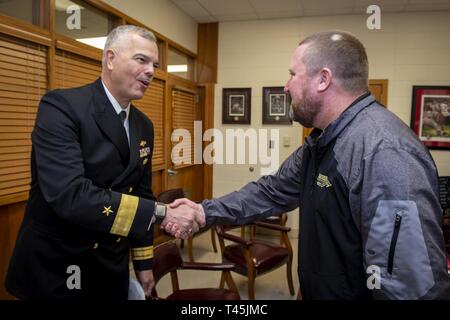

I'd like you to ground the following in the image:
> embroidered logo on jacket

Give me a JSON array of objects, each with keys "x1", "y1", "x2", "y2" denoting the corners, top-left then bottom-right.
[{"x1": 316, "y1": 173, "x2": 332, "y2": 188}]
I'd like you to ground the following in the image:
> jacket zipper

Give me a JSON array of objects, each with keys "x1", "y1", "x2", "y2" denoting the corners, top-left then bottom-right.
[{"x1": 387, "y1": 213, "x2": 402, "y2": 275}]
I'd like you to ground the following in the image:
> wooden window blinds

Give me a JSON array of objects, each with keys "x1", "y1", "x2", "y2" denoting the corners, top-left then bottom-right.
[
  {"x1": 172, "y1": 88, "x2": 196, "y2": 168},
  {"x1": 0, "y1": 34, "x2": 47, "y2": 202},
  {"x1": 0, "y1": 39, "x2": 166, "y2": 203},
  {"x1": 133, "y1": 78, "x2": 165, "y2": 167},
  {"x1": 55, "y1": 49, "x2": 102, "y2": 89}
]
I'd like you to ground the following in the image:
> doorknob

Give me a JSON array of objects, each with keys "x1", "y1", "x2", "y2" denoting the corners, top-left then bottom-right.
[{"x1": 168, "y1": 168, "x2": 178, "y2": 176}]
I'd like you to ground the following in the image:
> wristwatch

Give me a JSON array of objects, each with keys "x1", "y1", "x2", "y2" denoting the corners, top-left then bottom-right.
[{"x1": 154, "y1": 202, "x2": 167, "y2": 224}]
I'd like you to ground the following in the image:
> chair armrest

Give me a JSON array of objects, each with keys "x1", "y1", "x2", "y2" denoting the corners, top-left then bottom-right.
[
  {"x1": 254, "y1": 221, "x2": 291, "y2": 232},
  {"x1": 218, "y1": 231, "x2": 252, "y2": 247},
  {"x1": 181, "y1": 261, "x2": 236, "y2": 271}
]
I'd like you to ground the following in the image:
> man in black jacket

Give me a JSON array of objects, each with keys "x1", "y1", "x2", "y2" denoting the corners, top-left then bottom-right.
[
  {"x1": 164, "y1": 31, "x2": 450, "y2": 300},
  {"x1": 6, "y1": 25, "x2": 201, "y2": 299}
]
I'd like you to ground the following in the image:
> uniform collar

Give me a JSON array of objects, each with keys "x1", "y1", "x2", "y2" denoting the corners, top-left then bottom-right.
[{"x1": 101, "y1": 80, "x2": 130, "y2": 121}]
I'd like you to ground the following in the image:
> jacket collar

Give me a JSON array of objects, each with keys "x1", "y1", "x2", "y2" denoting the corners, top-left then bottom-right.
[{"x1": 306, "y1": 92, "x2": 375, "y2": 149}]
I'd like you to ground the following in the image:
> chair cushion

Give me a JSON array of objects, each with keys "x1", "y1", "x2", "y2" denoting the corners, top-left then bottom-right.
[
  {"x1": 167, "y1": 288, "x2": 240, "y2": 300},
  {"x1": 223, "y1": 240, "x2": 290, "y2": 275}
]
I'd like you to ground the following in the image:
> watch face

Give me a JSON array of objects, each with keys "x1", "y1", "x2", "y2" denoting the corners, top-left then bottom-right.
[{"x1": 157, "y1": 204, "x2": 166, "y2": 217}]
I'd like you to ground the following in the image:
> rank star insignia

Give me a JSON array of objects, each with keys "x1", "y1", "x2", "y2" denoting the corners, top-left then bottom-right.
[
  {"x1": 102, "y1": 206, "x2": 113, "y2": 216},
  {"x1": 140, "y1": 140, "x2": 147, "y2": 147}
]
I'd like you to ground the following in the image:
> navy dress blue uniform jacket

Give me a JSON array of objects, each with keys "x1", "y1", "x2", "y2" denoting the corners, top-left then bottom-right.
[{"x1": 6, "y1": 78, "x2": 157, "y2": 299}]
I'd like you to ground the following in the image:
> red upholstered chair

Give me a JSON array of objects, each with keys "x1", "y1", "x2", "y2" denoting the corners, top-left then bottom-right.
[
  {"x1": 150, "y1": 240, "x2": 240, "y2": 300},
  {"x1": 156, "y1": 188, "x2": 217, "y2": 261},
  {"x1": 215, "y1": 218, "x2": 295, "y2": 300}
]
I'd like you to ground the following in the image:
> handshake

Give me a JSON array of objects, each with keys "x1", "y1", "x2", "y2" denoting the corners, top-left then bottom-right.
[{"x1": 160, "y1": 198, "x2": 206, "y2": 240}]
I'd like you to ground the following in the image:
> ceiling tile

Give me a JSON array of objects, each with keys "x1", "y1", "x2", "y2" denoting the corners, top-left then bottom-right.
[
  {"x1": 171, "y1": 0, "x2": 450, "y2": 22},
  {"x1": 215, "y1": 13, "x2": 259, "y2": 22},
  {"x1": 250, "y1": 0, "x2": 302, "y2": 14},
  {"x1": 198, "y1": 0, "x2": 255, "y2": 16},
  {"x1": 171, "y1": 0, "x2": 211, "y2": 17},
  {"x1": 258, "y1": 11, "x2": 305, "y2": 19},
  {"x1": 304, "y1": 6, "x2": 354, "y2": 16},
  {"x1": 301, "y1": 0, "x2": 353, "y2": 10},
  {"x1": 195, "y1": 15, "x2": 217, "y2": 23}
]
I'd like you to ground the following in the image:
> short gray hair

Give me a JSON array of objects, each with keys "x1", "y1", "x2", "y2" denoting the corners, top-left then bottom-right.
[
  {"x1": 102, "y1": 25, "x2": 157, "y2": 67},
  {"x1": 299, "y1": 31, "x2": 369, "y2": 94}
]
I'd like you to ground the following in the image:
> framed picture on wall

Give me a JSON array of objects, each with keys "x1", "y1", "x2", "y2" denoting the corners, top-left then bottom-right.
[
  {"x1": 222, "y1": 88, "x2": 251, "y2": 124},
  {"x1": 262, "y1": 87, "x2": 292, "y2": 124},
  {"x1": 411, "y1": 85, "x2": 450, "y2": 149}
]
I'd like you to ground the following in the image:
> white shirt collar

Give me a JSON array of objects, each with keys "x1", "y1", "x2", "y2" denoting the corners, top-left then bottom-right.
[{"x1": 101, "y1": 80, "x2": 130, "y2": 120}]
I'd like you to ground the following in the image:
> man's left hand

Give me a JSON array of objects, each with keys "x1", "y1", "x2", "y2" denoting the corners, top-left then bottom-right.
[{"x1": 135, "y1": 269, "x2": 155, "y2": 298}]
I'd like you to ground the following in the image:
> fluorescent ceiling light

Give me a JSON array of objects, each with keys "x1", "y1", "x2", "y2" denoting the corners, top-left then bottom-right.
[
  {"x1": 168, "y1": 64, "x2": 188, "y2": 72},
  {"x1": 76, "y1": 37, "x2": 107, "y2": 50},
  {"x1": 55, "y1": 0, "x2": 85, "y2": 11}
]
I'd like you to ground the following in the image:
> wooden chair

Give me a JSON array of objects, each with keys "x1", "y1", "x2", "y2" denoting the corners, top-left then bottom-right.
[
  {"x1": 156, "y1": 188, "x2": 217, "y2": 261},
  {"x1": 215, "y1": 218, "x2": 295, "y2": 300},
  {"x1": 242, "y1": 213, "x2": 288, "y2": 245},
  {"x1": 150, "y1": 240, "x2": 240, "y2": 300}
]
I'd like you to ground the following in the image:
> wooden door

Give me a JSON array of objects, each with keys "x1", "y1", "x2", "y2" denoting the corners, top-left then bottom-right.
[
  {"x1": 165, "y1": 78, "x2": 203, "y2": 202},
  {"x1": 368, "y1": 79, "x2": 388, "y2": 106},
  {"x1": 301, "y1": 79, "x2": 388, "y2": 143}
]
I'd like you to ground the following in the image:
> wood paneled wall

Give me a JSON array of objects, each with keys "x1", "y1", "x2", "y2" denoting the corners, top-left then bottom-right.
[
  {"x1": 197, "y1": 24, "x2": 218, "y2": 200},
  {"x1": 0, "y1": 201, "x2": 25, "y2": 299}
]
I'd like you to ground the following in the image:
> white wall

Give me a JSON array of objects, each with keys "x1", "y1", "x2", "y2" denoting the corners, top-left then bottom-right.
[
  {"x1": 214, "y1": 11, "x2": 450, "y2": 234},
  {"x1": 104, "y1": 0, "x2": 198, "y2": 53}
]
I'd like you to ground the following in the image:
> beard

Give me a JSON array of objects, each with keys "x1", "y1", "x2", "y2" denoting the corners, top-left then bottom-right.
[{"x1": 290, "y1": 89, "x2": 321, "y2": 128}]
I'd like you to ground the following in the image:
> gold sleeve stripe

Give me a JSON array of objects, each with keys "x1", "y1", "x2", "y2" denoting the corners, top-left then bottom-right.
[
  {"x1": 132, "y1": 246, "x2": 154, "y2": 260},
  {"x1": 110, "y1": 194, "x2": 139, "y2": 237}
]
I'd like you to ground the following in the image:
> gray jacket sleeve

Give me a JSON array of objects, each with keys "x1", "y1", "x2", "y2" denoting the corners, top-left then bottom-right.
[
  {"x1": 353, "y1": 146, "x2": 450, "y2": 299},
  {"x1": 202, "y1": 147, "x2": 303, "y2": 225}
]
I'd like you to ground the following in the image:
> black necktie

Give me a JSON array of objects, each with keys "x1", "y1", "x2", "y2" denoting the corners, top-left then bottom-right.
[
  {"x1": 119, "y1": 110, "x2": 126, "y2": 125},
  {"x1": 119, "y1": 110, "x2": 130, "y2": 150}
]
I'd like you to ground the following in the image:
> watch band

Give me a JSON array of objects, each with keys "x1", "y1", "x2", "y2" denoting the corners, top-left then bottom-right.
[{"x1": 154, "y1": 202, "x2": 167, "y2": 224}]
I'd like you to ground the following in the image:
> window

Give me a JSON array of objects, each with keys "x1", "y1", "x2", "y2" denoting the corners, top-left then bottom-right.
[
  {"x1": 0, "y1": 0, "x2": 46, "y2": 28},
  {"x1": 168, "y1": 47, "x2": 195, "y2": 81},
  {"x1": 55, "y1": 0, "x2": 115, "y2": 50}
]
